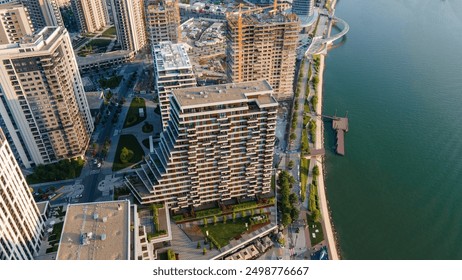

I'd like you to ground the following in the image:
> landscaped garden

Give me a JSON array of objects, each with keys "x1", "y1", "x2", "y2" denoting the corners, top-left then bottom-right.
[
  {"x1": 142, "y1": 122, "x2": 153, "y2": 133},
  {"x1": 102, "y1": 26, "x2": 117, "y2": 37},
  {"x1": 123, "y1": 97, "x2": 146, "y2": 128},
  {"x1": 112, "y1": 134, "x2": 144, "y2": 171},
  {"x1": 200, "y1": 214, "x2": 270, "y2": 249},
  {"x1": 46, "y1": 222, "x2": 64, "y2": 253}
]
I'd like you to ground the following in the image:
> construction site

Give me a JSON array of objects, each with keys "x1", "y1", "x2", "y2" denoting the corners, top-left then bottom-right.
[
  {"x1": 225, "y1": 4, "x2": 300, "y2": 100},
  {"x1": 181, "y1": 18, "x2": 227, "y2": 85}
]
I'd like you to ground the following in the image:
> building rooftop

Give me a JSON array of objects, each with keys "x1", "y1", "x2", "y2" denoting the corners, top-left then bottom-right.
[
  {"x1": 0, "y1": 26, "x2": 62, "y2": 52},
  {"x1": 153, "y1": 42, "x2": 191, "y2": 71},
  {"x1": 85, "y1": 91, "x2": 104, "y2": 111},
  {"x1": 36, "y1": 201, "x2": 49, "y2": 216},
  {"x1": 0, "y1": 2, "x2": 24, "y2": 10},
  {"x1": 57, "y1": 201, "x2": 130, "y2": 260},
  {"x1": 228, "y1": 9, "x2": 299, "y2": 25},
  {"x1": 172, "y1": 80, "x2": 277, "y2": 108},
  {"x1": 76, "y1": 50, "x2": 133, "y2": 65}
]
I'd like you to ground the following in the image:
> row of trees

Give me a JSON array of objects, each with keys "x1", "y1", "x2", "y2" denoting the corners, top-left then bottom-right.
[
  {"x1": 27, "y1": 158, "x2": 84, "y2": 184},
  {"x1": 278, "y1": 171, "x2": 300, "y2": 227},
  {"x1": 309, "y1": 166, "x2": 322, "y2": 222}
]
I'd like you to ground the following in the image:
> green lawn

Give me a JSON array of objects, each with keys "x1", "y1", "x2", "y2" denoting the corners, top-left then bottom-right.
[
  {"x1": 200, "y1": 218, "x2": 248, "y2": 248},
  {"x1": 112, "y1": 134, "x2": 145, "y2": 171},
  {"x1": 102, "y1": 26, "x2": 116, "y2": 37},
  {"x1": 26, "y1": 159, "x2": 84, "y2": 184},
  {"x1": 88, "y1": 38, "x2": 112, "y2": 48},
  {"x1": 306, "y1": 213, "x2": 324, "y2": 246},
  {"x1": 300, "y1": 158, "x2": 310, "y2": 201},
  {"x1": 123, "y1": 97, "x2": 146, "y2": 128}
]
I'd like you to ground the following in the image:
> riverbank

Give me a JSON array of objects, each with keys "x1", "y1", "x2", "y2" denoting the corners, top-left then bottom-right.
[{"x1": 314, "y1": 54, "x2": 340, "y2": 260}]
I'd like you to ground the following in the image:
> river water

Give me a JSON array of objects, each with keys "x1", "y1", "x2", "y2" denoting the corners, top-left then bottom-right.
[{"x1": 323, "y1": 0, "x2": 462, "y2": 259}]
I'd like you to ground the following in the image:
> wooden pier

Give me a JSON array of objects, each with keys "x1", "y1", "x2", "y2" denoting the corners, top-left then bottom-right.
[{"x1": 320, "y1": 114, "x2": 349, "y2": 156}]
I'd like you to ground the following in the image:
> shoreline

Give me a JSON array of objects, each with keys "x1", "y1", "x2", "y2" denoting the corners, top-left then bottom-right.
[{"x1": 314, "y1": 54, "x2": 340, "y2": 260}]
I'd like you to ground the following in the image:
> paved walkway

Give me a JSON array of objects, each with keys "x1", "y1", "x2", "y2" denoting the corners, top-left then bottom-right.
[{"x1": 312, "y1": 54, "x2": 339, "y2": 260}]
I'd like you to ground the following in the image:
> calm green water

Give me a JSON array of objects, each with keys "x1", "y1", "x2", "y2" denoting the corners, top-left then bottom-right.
[{"x1": 323, "y1": 0, "x2": 462, "y2": 259}]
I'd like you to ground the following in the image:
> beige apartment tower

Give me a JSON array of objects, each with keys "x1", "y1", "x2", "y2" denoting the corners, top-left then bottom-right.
[
  {"x1": 152, "y1": 41, "x2": 196, "y2": 128},
  {"x1": 0, "y1": 128, "x2": 45, "y2": 260},
  {"x1": 125, "y1": 80, "x2": 277, "y2": 210},
  {"x1": 145, "y1": 0, "x2": 180, "y2": 45},
  {"x1": 111, "y1": 0, "x2": 147, "y2": 53},
  {"x1": 19, "y1": 0, "x2": 64, "y2": 31},
  {"x1": 71, "y1": 0, "x2": 109, "y2": 33},
  {"x1": 226, "y1": 10, "x2": 300, "y2": 100},
  {"x1": 0, "y1": 26, "x2": 94, "y2": 168},
  {"x1": 0, "y1": 2, "x2": 34, "y2": 44}
]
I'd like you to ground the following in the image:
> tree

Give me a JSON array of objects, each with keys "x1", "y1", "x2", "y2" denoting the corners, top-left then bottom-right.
[
  {"x1": 203, "y1": 217, "x2": 207, "y2": 227},
  {"x1": 197, "y1": 241, "x2": 201, "y2": 249},
  {"x1": 232, "y1": 212, "x2": 236, "y2": 222},
  {"x1": 282, "y1": 213, "x2": 292, "y2": 227},
  {"x1": 312, "y1": 165, "x2": 320, "y2": 176},
  {"x1": 290, "y1": 207, "x2": 300, "y2": 222},
  {"x1": 289, "y1": 193, "x2": 298, "y2": 205},
  {"x1": 241, "y1": 210, "x2": 246, "y2": 218},
  {"x1": 312, "y1": 209, "x2": 321, "y2": 223},
  {"x1": 223, "y1": 215, "x2": 227, "y2": 224},
  {"x1": 213, "y1": 215, "x2": 218, "y2": 225},
  {"x1": 288, "y1": 160, "x2": 294, "y2": 170},
  {"x1": 203, "y1": 248, "x2": 207, "y2": 255},
  {"x1": 290, "y1": 133, "x2": 296, "y2": 141},
  {"x1": 120, "y1": 147, "x2": 134, "y2": 163}
]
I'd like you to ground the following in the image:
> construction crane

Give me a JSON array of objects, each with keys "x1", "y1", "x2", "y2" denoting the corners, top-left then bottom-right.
[{"x1": 228, "y1": 0, "x2": 281, "y2": 82}]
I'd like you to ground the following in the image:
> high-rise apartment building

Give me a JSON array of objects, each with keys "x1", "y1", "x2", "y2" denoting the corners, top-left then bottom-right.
[
  {"x1": 145, "y1": 0, "x2": 180, "y2": 45},
  {"x1": 125, "y1": 80, "x2": 277, "y2": 210},
  {"x1": 0, "y1": 2, "x2": 34, "y2": 44},
  {"x1": 225, "y1": 10, "x2": 300, "y2": 100},
  {"x1": 152, "y1": 41, "x2": 196, "y2": 128},
  {"x1": 20, "y1": 0, "x2": 64, "y2": 31},
  {"x1": 0, "y1": 128, "x2": 45, "y2": 260},
  {"x1": 71, "y1": 0, "x2": 109, "y2": 33},
  {"x1": 111, "y1": 0, "x2": 147, "y2": 53},
  {"x1": 292, "y1": 0, "x2": 314, "y2": 17},
  {"x1": 0, "y1": 26, "x2": 94, "y2": 168}
]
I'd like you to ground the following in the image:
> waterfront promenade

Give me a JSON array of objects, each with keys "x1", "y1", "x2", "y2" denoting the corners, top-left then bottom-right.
[{"x1": 313, "y1": 55, "x2": 339, "y2": 260}]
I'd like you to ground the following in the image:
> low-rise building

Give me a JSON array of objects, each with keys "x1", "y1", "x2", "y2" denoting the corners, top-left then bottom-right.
[
  {"x1": 77, "y1": 50, "x2": 134, "y2": 73},
  {"x1": 57, "y1": 201, "x2": 131, "y2": 260}
]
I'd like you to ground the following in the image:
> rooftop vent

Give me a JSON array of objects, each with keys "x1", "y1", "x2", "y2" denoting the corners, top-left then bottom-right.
[
  {"x1": 100, "y1": 234, "x2": 106, "y2": 241},
  {"x1": 102, "y1": 216, "x2": 107, "y2": 223},
  {"x1": 80, "y1": 232, "x2": 93, "y2": 245},
  {"x1": 93, "y1": 213, "x2": 99, "y2": 220}
]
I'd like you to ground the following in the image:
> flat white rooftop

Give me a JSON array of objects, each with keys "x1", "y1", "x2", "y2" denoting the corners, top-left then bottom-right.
[
  {"x1": 172, "y1": 80, "x2": 277, "y2": 108},
  {"x1": 153, "y1": 41, "x2": 191, "y2": 71},
  {"x1": 57, "y1": 201, "x2": 130, "y2": 260}
]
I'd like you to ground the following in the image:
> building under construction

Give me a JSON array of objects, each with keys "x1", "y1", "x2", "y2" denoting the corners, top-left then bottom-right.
[
  {"x1": 145, "y1": 0, "x2": 181, "y2": 46},
  {"x1": 226, "y1": 8, "x2": 300, "y2": 100}
]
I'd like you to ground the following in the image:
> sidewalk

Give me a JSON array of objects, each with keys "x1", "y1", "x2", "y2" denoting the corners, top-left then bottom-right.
[{"x1": 313, "y1": 54, "x2": 339, "y2": 260}]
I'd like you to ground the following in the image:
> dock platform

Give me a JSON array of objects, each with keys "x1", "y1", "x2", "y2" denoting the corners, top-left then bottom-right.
[
  {"x1": 319, "y1": 114, "x2": 349, "y2": 156},
  {"x1": 332, "y1": 117, "x2": 348, "y2": 155}
]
